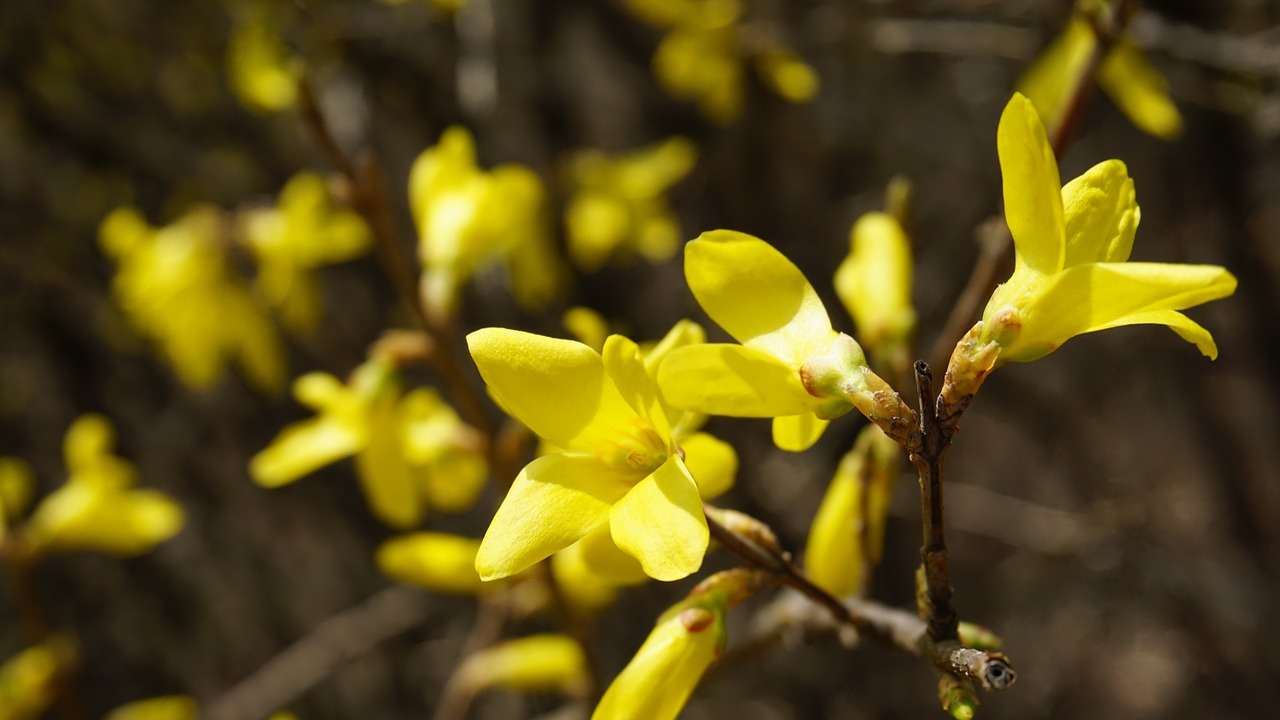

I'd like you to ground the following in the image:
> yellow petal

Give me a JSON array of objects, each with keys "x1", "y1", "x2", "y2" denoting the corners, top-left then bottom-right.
[
  {"x1": 563, "y1": 306, "x2": 610, "y2": 352},
  {"x1": 456, "y1": 634, "x2": 587, "y2": 695},
  {"x1": 476, "y1": 453, "x2": 627, "y2": 581},
  {"x1": 835, "y1": 212, "x2": 915, "y2": 348},
  {"x1": 676, "y1": 432, "x2": 736, "y2": 500},
  {"x1": 98, "y1": 206, "x2": 150, "y2": 259},
  {"x1": 104, "y1": 695, "x2": 199, "y2": 720},
  {"x1": 569, "y1": 525, "x2": 650, "y2": 585},
  {"x1": 250, "y1": 416, "x2": 365, "y2": 488},
  {"x1": 999, "y1": 93, "x2": 1066, "y2": 276},
  {"x1": 642, "y1": 319, "x2": 706, "y2": 373},
  {"x1": 0, "y1": 457, "x2": 36, "y2": 527},
  {"x1": 754, "y1": 49, "x2": 820, "y2": 103},
  {"x1": 609, "y1": 457, "x2": 707, "y2": 582},
  {"x1": 552, "y1": 542, "x2": 622, "y2": 612},
  {"x1": 1016, "y1": 18, "x2": 1095, "y2": 136},
  {"x1": 63, "y1": 413, "x2": 115, "y2": 476},
  {"x1": 376, "y1": 532, "x2": 485, "y2": 595},
  {"x1": 1015, "y1": 261, "x2": 1237, "y2": 361},
  {"x1": 771, "y1": 414, "x2": 829, "y2": 453},
  {"x1": 292, "y1": 372, "x2": 347, "y2": 410},
  {"x1": 1061, "y1": 159, "x2": 1139, "y2": 266},
  {"x1": 353, "y1": 396, "x2": 422, "y2": 529},
  {"x1": 1099, "y1": 40, "x2": 1183, "y2": 140},
  {"x1": 467, "y1": 328, "x2": 640, "y2": 452},
  {"x1": 617, "y1": 136, "x2": 697, "y2": 199},
  {"x1": 685, "y1": 230, "x2": 833, "y2": 365},
  {"x1": 26, "y1": 485, "x2": 185, "y2": 557},
  {"x1": 602, "y1": 334, "x2": 670, "y2": 441},
  {"x1": 804, "y1": 450, "x2": 865, "y2": 598},
  {"x1": 592, "y1": 602, "x2": 722, "y2": 720},
  {"x1": 1091, "y1": 309, "x2": 1220, "y2": 360},
  {"x1": 657, "y1": 344, "x2": 811, "y2": 417}
]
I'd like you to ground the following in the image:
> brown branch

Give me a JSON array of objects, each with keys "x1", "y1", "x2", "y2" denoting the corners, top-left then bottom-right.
[
  {"x1": 428, "y1": 597, "x2": 511, "y2": 720},
  {"x1": 910, "y1": 361, "x2": 958, "y2": 643},
  {"x1": 203, "y1": 585, "x2": 431, "y2": 720},
  {"x1": 703, "y1": 507, "x2": 1014, "y2": 692}
]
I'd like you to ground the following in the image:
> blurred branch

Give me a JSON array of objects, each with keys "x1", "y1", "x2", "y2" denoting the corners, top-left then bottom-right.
[
  {"x1": 1131, "y1": 13, "x2": 1280, "y2": 79},
  {"x1": 204, "y1": 585, "x2": 431, "y2": 720},
  {"x1": 867, "y1": 19, "x2": 1038, "y2": 60}
]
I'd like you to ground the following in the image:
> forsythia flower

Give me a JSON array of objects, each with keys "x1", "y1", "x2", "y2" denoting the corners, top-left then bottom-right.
[
  {"x1": 975, "y1": 94, "x2": 1236, "y2": 364},
  {"x1": 1018, "y1": 0, "x2": 1181, "y2": 139},
  {"x1": 0, "y1": 638, "x2": 75, "y2": 720},
  {"x1": 454, "y1": 635, "x2": 588, "y2": 696},
  {"x1": 835, "y1": 211, "x2": 916, "y2": 362},
  {"x1": 226, "y1": 17, "x2": 301, "y2": 114},
  {"x1": 564, "y1": 136, "x2": 697, "y2": 272},
  {"x1": 103, "y1": 696, "x2": 198, "y2": 720},
  {"x1": 804, "y1": 426, "x2": 900, "y2": 598},
  {"x1": 629, "y1": 0, "x2": 819, "y2": 123},
  {"x1": 592, "y1": 568, "x2": 763, "y2": 720},
  {"x1": 410, "y1": 126, "x2": 564, "y2": 319},
  {"x1": 238, "y1": 172, "x2": 372, "y2": 333},
  {"x1": 658, "y1": 230, "x2": 881, "y2": 452},
  {"x1": 468, "y1": 329, "x2": 711, "y2": 582},
  {"x1": 99, "y1": 205, "x2": 286, "y2": 393},
  {"x1": 376, "y1": 532, "x2": 486, "y2": 595},
  {"x1": 250, "y1": 360, "x2": 487, "y2": 528},
  {"x1": 21, "y1": 415, "x2": 185, "y2": 557}
]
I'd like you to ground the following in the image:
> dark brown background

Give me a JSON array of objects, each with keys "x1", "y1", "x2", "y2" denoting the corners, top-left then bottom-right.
[{"x1": 2, "y1": 0, "x2": 1278, "y2": 718}]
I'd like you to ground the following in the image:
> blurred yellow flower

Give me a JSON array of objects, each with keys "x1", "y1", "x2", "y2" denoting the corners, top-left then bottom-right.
[
  {"x1": 804, "y1": 425, "x2": 900, "y2": 598},
  {"x1": 562, "y1": 306, "x2": 612, "y2": 352},
  {"x1": 835, "y1": 211, "x2": 916, "y2": 362},
  {"x1": 977, "y1": 94, "x2": 1235, "y2": 364},
  {"x1": 226, "y1": 18, "x2": 301, "y2": 114},
  {"x1": 468, "y1": 329, "x2": 708, "y2": 582},
  {"x1": 409, "y1": 126, "x2": 564, "y2": 319},
  {"x1": 376, "y1": 532, "x2": 487, "y2": 595},
  {"x1": 1018, "y1": 1, "x2": 1182, "y2": 139},
  {"x1": 455, "y1": 634, "x2": 588, "y2": 696},
  {"x1": 239, "y1": 172, "x2": 372, "y2": 333},
  {"x1": 103, "y1": 696, "x2": 198, "y2": 720},
  {"x1": 22, "y1": 414, "x2": 185, "y2": 558},
  {"x1": 564, "y1": 137, "x2": 697, "y2": 272},
  {"x1": 251, "y1": 360, "x2": 487, "y2": 528},
  {"x1": 630, "y1": 0, "x2": 819, "y2": 123},
  {"x1": 99, "y1": 205, "x2": 287, "y2": 393},
  {"x1": 0, "y1": 638, "x2": 76, "y2": 720}
]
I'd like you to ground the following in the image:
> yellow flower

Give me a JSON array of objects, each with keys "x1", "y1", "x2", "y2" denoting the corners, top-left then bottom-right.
[
  {"x1": 454, "y1": 635, "x2": 588, "y2": 696},
  {"x1": 409, "y1": 126, "x2": 564, "y2": 319},
  {"x1": 239, "y1": 172, "x2": 372, "y2": 333},
  {"x1": 99, "y1": 205, "x2": 286, "y2": 393},
  {"x1": 564, "y1": 136, "x2": 697, "y2": 272},
  {"x1": 977, "y1": 94, "x2": 1236, "y2": 364},
  {"x1": 22, "y1": 415, "x2": 184, "y2": 558},
  {"x1": 1018, "y1": 2, "x2": 1181, "y2": 139},
  {"x1": 376, "y1": 532, "x2": 486, "y2": 595},
  {"x1": 0, "y1": 638, "x2": 76, "y2": 720},
  {"x1": 103, "y1": 696, "x2": 198, "y2": 720},
  {"x1": 592, "y1": 568, "x2": 763, "y2": 720},
  {"x1": 657, "y1": 230, "x2": 882, "y2": 452},
  {"x1": 804, "y1": 426, "x2": 900, "y2": 598},
  {"x1": 835, "y1": 211, "x2": 916, "y2": 361},
  {"x1": 632, "y1": 0, "x2": 818, "y2": 123},
  {"x1": 226, "y1": 18, "x2": 301, "y2": 114},
  {"x1": 468, "y1": 329, "x2": 709, "y2": 582},
  {"x1": 250, "y1": 360, "x2": 487, "y2": 528}
]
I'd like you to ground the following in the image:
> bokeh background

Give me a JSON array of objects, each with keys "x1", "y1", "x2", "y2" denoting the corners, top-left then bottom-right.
[{"x1": 2, "y1": 0, "x2": 1279, "y2": 718}]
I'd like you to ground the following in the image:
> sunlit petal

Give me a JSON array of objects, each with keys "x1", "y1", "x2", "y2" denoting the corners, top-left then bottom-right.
[
  {"x1": 657, "y1": 344, "x2": 811, "y2": 417},
  {"x1": 610, "y1": 457, "x2": 707, "y2": 582},
  {"x1": 999, "y1": 93, "x2": 1065, "y2": 275}
]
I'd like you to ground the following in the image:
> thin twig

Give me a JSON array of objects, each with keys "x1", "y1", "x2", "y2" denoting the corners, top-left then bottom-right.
[
  {"x1": 204, "y1": 585, "x2": 432, "y2": 720},
  {"x1": 703, "y1": 508, "x2": 1014, "y2": 691},
  {"x1": 909, "y1": 361, "x2": 958, "y2": 643},
  {"x1": 429, "y1": 597, "x2": 511, "y2": 720}
]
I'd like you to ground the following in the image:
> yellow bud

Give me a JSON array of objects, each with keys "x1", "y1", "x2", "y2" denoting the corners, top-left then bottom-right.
[
  {"x1": 0, "y1": 457, "x2": 36, "y2": 532},
  {"x1": 376, "y1": 533, "x2": 486, "y2": 595},
  {"x1": 804, "y1": 449, "x2": 866, "y2": 598},
  {"x1": 835, "y1": 211, "x2": 916, "y2": 357},
  {"x1": 455, "y1": 634, "x2": 588, "y2": 695},
  {"x1": 0, "y1": 637, "x2": 77, "y2": 720},
  {"x1": 592, "y1": 598, "x2": 726, "y2": 720}
]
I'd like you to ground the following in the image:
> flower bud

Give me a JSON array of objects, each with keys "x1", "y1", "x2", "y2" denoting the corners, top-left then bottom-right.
[
  {"x1": 456, "y1": 634, "x2": 588, "y2": 696},
  {"x1": 376, "y1": 533, "x2": 486, "y2": 595}
]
